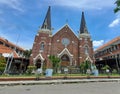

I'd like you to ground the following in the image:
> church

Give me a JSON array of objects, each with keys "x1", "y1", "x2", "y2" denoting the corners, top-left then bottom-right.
[{"x1": 30, "y1": 6, "x2": 93, "y2": 70}]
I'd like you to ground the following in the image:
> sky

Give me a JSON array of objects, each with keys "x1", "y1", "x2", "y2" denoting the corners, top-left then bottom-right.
[{"x1": 0, "y1": 0, "x2": 120, "y2": 50}]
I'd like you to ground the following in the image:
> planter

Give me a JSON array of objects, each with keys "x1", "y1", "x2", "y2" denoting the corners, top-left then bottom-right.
[
  {"x1": 45, "y1": 69, "x2": 53, "y2": 77},
  {"x1": 94, "y1": 70, "x2": 99, "y2": 76}
]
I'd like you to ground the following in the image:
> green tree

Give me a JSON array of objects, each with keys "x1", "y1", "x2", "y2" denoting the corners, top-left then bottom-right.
[
  {"x1": 49, "y1": 55, "x2": 60, "y2": 74},
  {"x1": 80, "y1": 60, "x2": 91, "y2": 74},
  {"x1": 80, "y1": 62, "x2": 85, "y2": 74},
  {"x1": 0, "y1": 56, "x2": 6, "y2": 75},
  {"x1": 23, "y1": 49, "x2": 32, "y2": 59},
  {"x1": 114, "y1": 0, "x2": 120, "y2": 13},
  {"x1": 84, "y1": 60, "x2": 91, "y2": 71}
]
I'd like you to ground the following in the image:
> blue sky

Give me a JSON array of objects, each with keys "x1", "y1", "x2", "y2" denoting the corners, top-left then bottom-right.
[{"x1": 0, "y1": 0, "x2": 120, "y2": 50}]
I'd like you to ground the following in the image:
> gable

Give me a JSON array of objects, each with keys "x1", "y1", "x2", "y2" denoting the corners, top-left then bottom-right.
[
  {"x1": 58, "y1": 48, "x2": 73, "y2": 57},
  {"x1": 52, "y1": 24, "x2": 78, "y2": 42}
]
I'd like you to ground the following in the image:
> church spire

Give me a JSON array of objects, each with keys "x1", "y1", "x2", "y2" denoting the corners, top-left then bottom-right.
[
  {"x1": 41, "y1": 6, "x2": 51, "y2": 31},
  {"x1": 79, "y1": 11, "x2": 89, "y2": 34}
]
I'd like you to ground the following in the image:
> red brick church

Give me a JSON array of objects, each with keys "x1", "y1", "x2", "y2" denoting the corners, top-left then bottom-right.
[{"x1": 30, "y1": 6, "x2": 93, "y2": 70}]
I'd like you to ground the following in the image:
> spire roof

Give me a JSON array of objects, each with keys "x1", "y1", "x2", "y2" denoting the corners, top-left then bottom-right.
[
  {"x1": 79, "y1": 12, "x2": 89, "y2": 34},
  {"x1": 41, "y1": 6, "x2": 51, "y2": 30}
]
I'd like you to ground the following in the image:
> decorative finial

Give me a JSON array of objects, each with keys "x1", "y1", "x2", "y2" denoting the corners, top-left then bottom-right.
[{"x1": 66, "y1": 19, "x2": 68, "y2": 24}]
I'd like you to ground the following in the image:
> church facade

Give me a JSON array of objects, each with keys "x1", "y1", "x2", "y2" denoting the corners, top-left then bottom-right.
[{"x1": 30, "y1": 6, "x2": 93, "y2": 70}]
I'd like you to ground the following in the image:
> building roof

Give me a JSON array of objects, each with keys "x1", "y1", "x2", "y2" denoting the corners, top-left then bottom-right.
[
  {"x1": 0, "y1": 45, "x2": 18, "y2": 58},
  {"x1": 0, "y1": 37, "x2": 24, "y2": 51},
  {"x1": 95, "y1": 36, "x2": 120, "y2": 51}
]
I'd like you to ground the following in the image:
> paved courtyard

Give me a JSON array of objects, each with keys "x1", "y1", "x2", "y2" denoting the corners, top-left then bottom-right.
[{"x1": 0, "y1": 82, "x2": 120, "y2": 94}]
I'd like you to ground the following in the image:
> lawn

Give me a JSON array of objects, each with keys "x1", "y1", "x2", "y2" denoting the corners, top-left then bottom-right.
[{"x1": 0, "y1": 73, "x2": 120, "y2": 78}]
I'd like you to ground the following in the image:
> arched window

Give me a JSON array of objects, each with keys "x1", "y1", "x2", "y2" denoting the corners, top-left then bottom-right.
[
  {"x1": 40, "y1": 42, "x2": 45, "y2": 51},
  {"x1": 85, "y1": 46, "x2": 89, "y2": 55}
]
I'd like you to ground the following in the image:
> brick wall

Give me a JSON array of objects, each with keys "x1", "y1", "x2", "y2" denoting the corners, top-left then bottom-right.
[{"x1": 30, "y1": 25, "x2": 93, "y2": 68}]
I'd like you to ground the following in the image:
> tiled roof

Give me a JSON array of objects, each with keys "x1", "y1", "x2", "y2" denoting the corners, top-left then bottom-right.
[
  {"x1": 0, "y1": 37, "x2": 24, "y2": 51},
  {"x1": 95, "y1": 36, "x2": 120, "y2": 51},
  {"x1": 0, "y1": 45, "x2": 18, "y2": 58}
]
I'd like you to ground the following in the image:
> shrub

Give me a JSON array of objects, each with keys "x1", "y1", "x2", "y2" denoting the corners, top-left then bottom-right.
[
  {"x1": 112, "y1": 69, "x2": 117, "y2": 74},
  {"x1": 0, "y1": 56, "x2": 6, "y2": 74},
  {"x1": 102, "y1": 65, "x2": 111, "y2": 74},
  {"x1": 102, "y1": 65, "x2": 110, "y2": 71},
  {"x1": 26, "y1": 66, "x2": 36, "y2": 75}
]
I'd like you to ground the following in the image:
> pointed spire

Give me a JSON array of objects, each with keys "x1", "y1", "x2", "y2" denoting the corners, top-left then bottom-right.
[
  {"x1": 41, "y1": 6, "x2": 51, "y2": 30},
  {"x1": 79, "y1": 11, "x2": 89, "y2": 34}
]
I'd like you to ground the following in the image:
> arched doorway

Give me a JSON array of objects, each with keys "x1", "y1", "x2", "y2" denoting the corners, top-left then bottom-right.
[
  {"x1": 58, "y1": 48, "x2": 73, "y2": 66},
  {"x1": 61, "y1": 54, "x2": 70, "y2": 66},
  {"x1": 60, "y1": 54, "x2": 70, "y2": 73},
  {"x1": 33, "y1": 53, "x2": 45, "y2": 70},
  {"x1": 35, "y1": 59, "x2": 42, "y2": 69}
]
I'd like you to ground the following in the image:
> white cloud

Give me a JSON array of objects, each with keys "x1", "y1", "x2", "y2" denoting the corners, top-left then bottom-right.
[
  {"x1": 49, "y1": 0, "x2": 115, "y2": 10},
  {"x1": 109, "y1": 18, "x2": 120, "y2": 27},
  {"x1": 109, "y1": 12, "x2": 120, "y2": 28},
  {"x1": 0, "y1": 0, "x2": 24, "y2": 12},
  {"x1": 93, "y1": 40, "x2": 104, "y2": 48}
]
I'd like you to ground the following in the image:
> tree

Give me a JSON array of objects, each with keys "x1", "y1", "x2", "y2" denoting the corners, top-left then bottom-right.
[
  {"x1": 23, "y1": 49, "x2": 32, "y2": 59},
  {"x1": 114, "y1": 0, "x2": 120, "y2": 13},
  {"x1": 79, "y1": 62, "x2": 85, "y2": 74},
  {"x1": 79, "y1": 60, "x2": 91, "y2": 74},
  {"x1": 84, "y1": 60, "x2": 91, "y2": 72},
  {"x1": 49, "y1": 55, "x2": 61, "y2": 74},
  {"x1": 0, "y1": 56, "x2": 6, "y2": 75}
]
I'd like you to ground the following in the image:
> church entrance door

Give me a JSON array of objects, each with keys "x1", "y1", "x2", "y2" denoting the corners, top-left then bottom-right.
[
  {"x1": 60, "y1": 54, "x2": 70, "y2": 73},
  {"x1": 35, "y1": 59, "x2": 42, "y2": 69}
]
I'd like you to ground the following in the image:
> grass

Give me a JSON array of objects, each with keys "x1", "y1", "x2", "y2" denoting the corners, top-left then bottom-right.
[
  {"x1": 53, "y1": 73, "x2": 87, "y2": 76},
  {"x1": 0, "y1": 73, "x2": 120, "y2": 78},
  {"x1": 0, "y1": 74, "x2": 36, "y2": 78}
]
